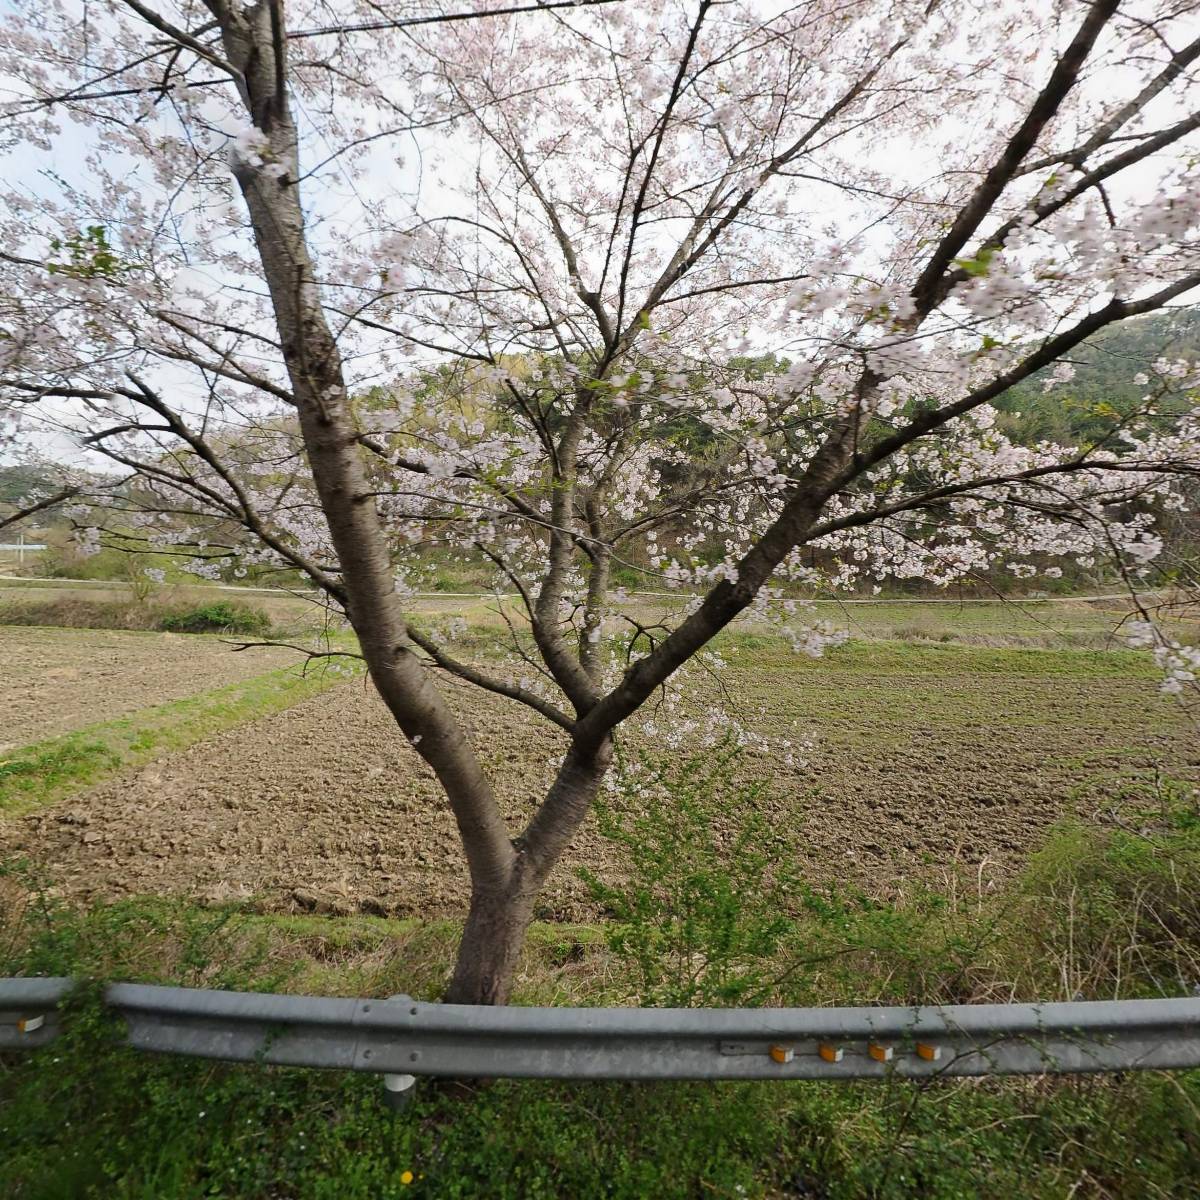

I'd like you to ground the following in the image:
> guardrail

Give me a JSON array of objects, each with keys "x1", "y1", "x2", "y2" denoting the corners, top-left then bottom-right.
[
  {"x1": 5, "y1": 979, "x2": 1200, "y2": 1092},
  {"x1": 0, "y1": 977, "x2": 71, "y2": 1050}
]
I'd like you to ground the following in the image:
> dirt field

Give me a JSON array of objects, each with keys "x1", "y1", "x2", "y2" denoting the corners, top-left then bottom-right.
[
  {"x1": 3, "y1": 639, "x2": 1194, "y2": 921},
  {"x1": 0, "y1": 625, "x2": 293, "y2": 751}
]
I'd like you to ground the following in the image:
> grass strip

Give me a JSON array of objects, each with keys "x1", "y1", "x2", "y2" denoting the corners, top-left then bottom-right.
[
  {"x1": 716, "y1": 632, "x2": 1165, "y2": 677},
  {"x1": 0, "y1": 660, "x2": 361, "y2": 816}
]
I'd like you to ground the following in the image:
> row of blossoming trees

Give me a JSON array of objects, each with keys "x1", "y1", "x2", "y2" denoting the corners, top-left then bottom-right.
[{"x1": 1, "y1": 0, "x2": 1198, "y2": 1003}]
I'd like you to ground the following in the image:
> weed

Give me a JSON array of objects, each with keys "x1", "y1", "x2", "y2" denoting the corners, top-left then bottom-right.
[
  {"x1": 582, "y1": 744, "x2": 804, "y2": 1006},
  {"x1": 2, "y1": 869, "x2": 1200, "y2": 1198},
  {"x1": 0, "y1": 596, "x2": 271, "y2": 636},
  {"x1": 0, "y1": 740, "x2": 122, "y2": 807},
  {"x1": 158, "y1": 601, "x2": 271, "y2": 636},
  {"x1": 1006, "y1": 776, "x2": 1200, "y2": 1000}
]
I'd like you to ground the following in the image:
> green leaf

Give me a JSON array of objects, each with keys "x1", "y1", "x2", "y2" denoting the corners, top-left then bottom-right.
[{"x1": 953, "y1": 247, "x2": 996, "y2": 278}]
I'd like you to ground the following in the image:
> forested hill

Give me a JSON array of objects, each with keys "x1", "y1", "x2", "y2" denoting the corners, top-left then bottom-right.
[
  {"x1": 0, "y1": 464, "x2": 63, "y2": 506},
  {"x1": 997, "y1": 307, "x2": 1200, "y2": 445},
  {"x1": 2, "y1": 309, "x2": 1197, "y2": 511}
]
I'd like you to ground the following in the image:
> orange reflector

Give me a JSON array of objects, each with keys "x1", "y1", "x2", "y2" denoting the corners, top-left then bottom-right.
[
  {"x1": 916, "y1": 1042, "x2": 942, "y2": 1062},
  {"x1": 818, "y1": 1044, "x2": 844, "y2": 1063},
  {"x1": 769, "y1": 1044, "x2": 794, "y2": 1064},
  {"x1": 868, "y1": 1043, "x2": 893, "y2": 1063}
]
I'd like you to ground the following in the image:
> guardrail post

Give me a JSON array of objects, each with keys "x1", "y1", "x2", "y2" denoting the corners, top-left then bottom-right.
[
  {"x1": 383, "y1": 1072, "x2": 417, "y2": 1110},
  {"x1": 381, "y1": 995, "x2": 418, "y2": 1110}
]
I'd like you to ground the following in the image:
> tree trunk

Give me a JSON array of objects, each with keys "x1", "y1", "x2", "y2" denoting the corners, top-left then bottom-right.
[
  {"x1": 444, "y1": 885, "x2": 538, "y2": 1006},
  {"x1": 445, "y1": 742, "x2": 613, "y2": 1005}
]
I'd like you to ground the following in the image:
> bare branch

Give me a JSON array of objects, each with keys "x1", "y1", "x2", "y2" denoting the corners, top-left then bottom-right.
[{"x1": 0, "y1": 487, "x2": 82, "y2": 532}]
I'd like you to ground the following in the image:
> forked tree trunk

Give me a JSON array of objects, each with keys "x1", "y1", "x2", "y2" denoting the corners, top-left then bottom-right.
[
  {"x1": 445, "y1": 885, "x2": 539, "y2": 1006},
  {"x1": 444, "y1": 743, "x2": 613, "y2": 1005},
  {"x1": 217, "y1": 1, "x2": 612, "y2": 1011}
]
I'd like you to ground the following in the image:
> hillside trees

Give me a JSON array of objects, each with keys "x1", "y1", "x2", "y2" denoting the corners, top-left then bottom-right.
[{"x1": 1, "y1": 0, "x2": 1200, "y2": 1004}]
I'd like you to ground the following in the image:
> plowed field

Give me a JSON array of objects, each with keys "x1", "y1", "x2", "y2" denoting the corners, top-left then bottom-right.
[
  {"x1": 3, "y1": 639, "x2": 1193, "y2": 920},
  {"x1": 0, "y1": 625, "x2": 292, "y2": 751}
]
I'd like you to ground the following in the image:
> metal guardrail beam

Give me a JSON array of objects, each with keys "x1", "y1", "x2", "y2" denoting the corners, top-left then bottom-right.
[
  {"x1": 0, "y1": 977, "x2": 72, "y2": 1049},
  {"x1": 5, "y1": 978, "x2": 1200, "y2": 1080},
  {"x1": 110, "y1": 987, "x2": 1200, "y2": 1079}
]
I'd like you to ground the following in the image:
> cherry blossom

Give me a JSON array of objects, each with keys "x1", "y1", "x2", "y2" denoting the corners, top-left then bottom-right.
[{"x1": 1, "y1": 0, "x2": 1198, "y2": 1004}]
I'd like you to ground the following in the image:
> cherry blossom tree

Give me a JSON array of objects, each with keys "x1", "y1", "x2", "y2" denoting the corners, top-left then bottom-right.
[{"x1": 2, "y1": 0, "x2": 1199, "y2": 1004}]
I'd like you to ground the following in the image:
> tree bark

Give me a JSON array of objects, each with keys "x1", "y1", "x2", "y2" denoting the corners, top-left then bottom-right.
[
  {"x1": 445, "y1": 885, "x2": 538, "y2": 1006},
  {"x1": 211, "y1": 0, "x2": 517, "y2": 927},
  {"x1": 446, "y1": 741, "x2": 612, "y2": 1004}
]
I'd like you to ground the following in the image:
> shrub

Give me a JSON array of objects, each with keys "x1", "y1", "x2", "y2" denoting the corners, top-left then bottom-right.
[
  {"x1": 5, "y1": 809, "x2": 1200, "y2": 1199},
  {"x1": 583, "y1": 746, "x2": 1200, "y2": 1010},
  {"x1": 4, "y1": 777, "x2": 1200, "y2": 1196},
  {"x1": 1007, "y1": 775, "x2": 1200, "y2": 999},
  {"x1": 157, "y1": 600, "x2": 271, "y2": 635},
  {"x1": 0, "y1": 596, "x2": 273, "y2": 636},
  {"x1": 581, "y1": 743, "x2": 804, "y2": 1007}
]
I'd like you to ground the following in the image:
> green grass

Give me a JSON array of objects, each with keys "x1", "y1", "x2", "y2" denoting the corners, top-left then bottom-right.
[
  {"x1": 2, "y1": 604, "x2": 1198, "y2": 1195},
  {"x1": 0, "y1": 660, "x2": 361, "y2": 816},
  {"x1": 6, "y1": 1043, "x2": 1195, "y2": 1200},
  {"x1": 0, "y1": 740, "x2": 124, "y2": 807},
  {"x1": 717, "y1": 633, "x2": 1162, "y2": 677},
  {"x1": 4, "y1": 789, "x2": 1200, "y2": 1199}
]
